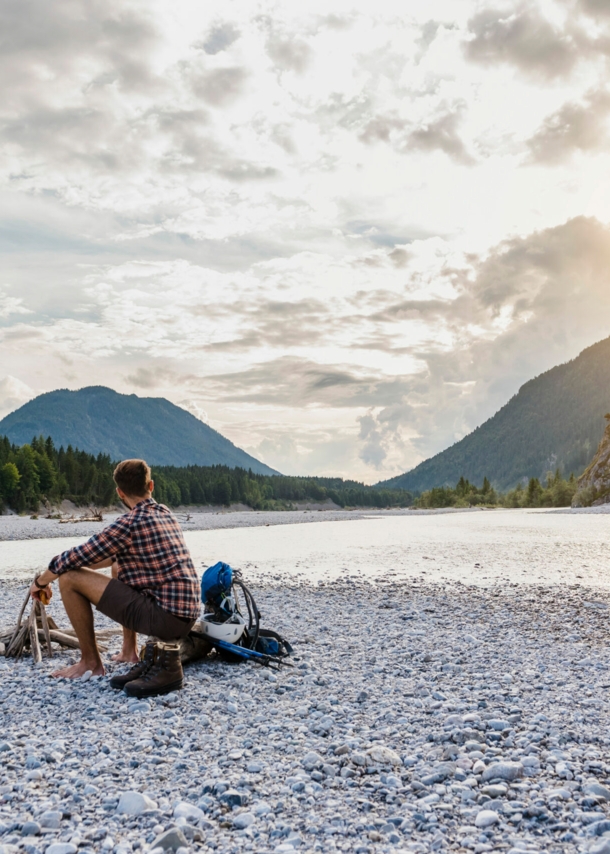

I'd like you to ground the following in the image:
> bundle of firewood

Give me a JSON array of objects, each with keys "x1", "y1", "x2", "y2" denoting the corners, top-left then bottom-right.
[
  {"x1": 0, "y1": 588, "x2": 114, "y2": 662},
  {"x1": 1, "y1": 586, "x2": 211, "y2": 666}
]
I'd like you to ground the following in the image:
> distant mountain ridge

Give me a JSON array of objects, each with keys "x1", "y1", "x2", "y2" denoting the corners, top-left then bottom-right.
[
  {"x1": 379, "y1": 335, "x2": 610, "y2": 493},
  {"x1": 0, "y1": 386, "x2": 278, "y2": 475}
]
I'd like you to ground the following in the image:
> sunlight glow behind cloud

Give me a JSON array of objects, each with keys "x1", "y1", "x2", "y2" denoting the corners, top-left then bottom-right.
[{"x1": 1, "y1": 0, "x2": 610, "y2": 481}]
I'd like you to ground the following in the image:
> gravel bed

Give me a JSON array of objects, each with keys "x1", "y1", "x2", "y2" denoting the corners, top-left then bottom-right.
[
  {"x1": 2, "y1": 577, "x2": 610, "y2": 854},
  {"x1": 0, "y1": 509, "x2": 490, "y2": 543}
]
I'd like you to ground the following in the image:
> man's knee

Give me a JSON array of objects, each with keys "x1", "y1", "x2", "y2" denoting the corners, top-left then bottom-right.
[{"x1": 58, "y1": 571, "x2": 74, "y2": 589}]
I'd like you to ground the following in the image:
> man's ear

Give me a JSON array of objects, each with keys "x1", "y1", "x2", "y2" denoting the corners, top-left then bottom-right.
[{"x1": 148, "y1": 480, "x2": 154, "y2": 494}]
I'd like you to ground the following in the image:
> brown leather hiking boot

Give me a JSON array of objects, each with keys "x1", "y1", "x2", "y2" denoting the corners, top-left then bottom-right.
[
  {"x1": 109, "y1": 640, "x2": 156, "y2": 690},
  {"x1": 123, "y1": 642, "x2": 184, "y2": 698}
]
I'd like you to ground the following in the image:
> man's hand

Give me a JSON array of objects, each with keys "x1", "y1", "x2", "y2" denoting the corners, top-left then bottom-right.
[{"x1": 30, "y1": 574, "x2": 53, "y2": 604}]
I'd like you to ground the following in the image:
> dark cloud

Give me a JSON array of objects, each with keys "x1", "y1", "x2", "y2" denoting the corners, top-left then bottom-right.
[
  {"x1": 197, "y1": 23, "x2": 240, "y2": 55},
  {"x1": 205, "y1": 357, "x2": 414, "y2": 409},
  {"x1": 405, "y1": 110, "x2": 474, "y2": 165},
  {"x1": 572, "y1": 0, "x2": 610, "y2": 19},
  {"x1": 388, "y1": 248, "x2": 411, "y2": 268},
  {"x1": 199, "y1": 298, "x2": 335, "y2": 352},
  {"x1": 360, "y1": 109, "x2": 473, "y2": 164},
  {"x1": 267, "y1": 36, "x2": 312, "y2": 73},
  {"x1": 359, "y1": 115, "x2": 406, "y2": 144},
  {"x1": 526, "y1": 90, "x2": 610, "y2": 164},
  {"x1": 124, "y1": 366, "x2": 182, "y2": 389},
  {"x1": 190, "y1": 67, "x2": 248, "y2": 106},
  {"x1": 0, "y1": 0, "x2": 159, "y2": 107},
  {"x1": 464, "y1": 6, "x2": 580, "y2": 79}
]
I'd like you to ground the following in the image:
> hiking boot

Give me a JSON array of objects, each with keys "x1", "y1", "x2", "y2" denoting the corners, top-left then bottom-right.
[
  {"x1": 109, "y1": 640, "x2": 156, "y2": 690},
  {"x1": 123, "y1": 642, "x2": 184, "y2": 698}
]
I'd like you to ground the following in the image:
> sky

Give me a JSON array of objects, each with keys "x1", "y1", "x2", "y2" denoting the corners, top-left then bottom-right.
[{"x1": 2, "y1": 0, "x2": 610, "y2": 482}]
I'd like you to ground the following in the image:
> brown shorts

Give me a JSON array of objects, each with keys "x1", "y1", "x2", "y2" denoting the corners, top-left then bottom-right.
[{"x1": 97, "y1": 578, "x2": 195, "y2": 640}]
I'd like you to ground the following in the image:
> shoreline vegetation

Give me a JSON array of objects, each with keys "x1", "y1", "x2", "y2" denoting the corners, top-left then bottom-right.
[
  {"x1": 0, "y1": 435, "x2": 413, "y2": 514},
  {"x1": 414, "y1": 472, "x2": 578, "y2": 510},
  {"x1": 0, "y1": 435, "x2": 589, "y2": 516}
]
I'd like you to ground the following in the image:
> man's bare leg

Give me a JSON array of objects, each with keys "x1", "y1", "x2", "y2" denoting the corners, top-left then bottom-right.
[
  {"x1": 52, "y1": 570, "x2": 112, "y2": 679},
  {"x1": 110, "y1": 563, "x2": 138, "y2": 663}
]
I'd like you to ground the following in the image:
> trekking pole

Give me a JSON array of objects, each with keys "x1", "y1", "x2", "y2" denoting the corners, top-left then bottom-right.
[{"x1": 189, "y1": 631, "x2": 293, "y2": 669}]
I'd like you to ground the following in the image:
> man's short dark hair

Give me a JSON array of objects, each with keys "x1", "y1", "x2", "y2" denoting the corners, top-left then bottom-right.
[{"x1": 113, "y1": 459, "x2": 151, "y2": 497}]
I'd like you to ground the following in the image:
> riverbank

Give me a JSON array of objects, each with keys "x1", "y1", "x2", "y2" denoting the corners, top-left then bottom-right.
[
  {"x1": 0, "y1": 506, "x2": 485, "y2": 542},
  {"x1": 1, "y1": 577, "x2": 610, "y2": 854}
]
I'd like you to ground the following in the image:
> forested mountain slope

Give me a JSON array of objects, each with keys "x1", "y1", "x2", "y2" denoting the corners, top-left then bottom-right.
[
  {"x1": 379, "y1": 335, "x2": 610, "y2": 493},
  {"x1": 0, "y1": 386, "x2": 278, "y2": 475}
]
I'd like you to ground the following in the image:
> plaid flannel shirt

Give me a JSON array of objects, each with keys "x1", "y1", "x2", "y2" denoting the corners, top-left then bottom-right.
[{"x1": 48, "y1": 498, "x2": 200, "y2": 620}]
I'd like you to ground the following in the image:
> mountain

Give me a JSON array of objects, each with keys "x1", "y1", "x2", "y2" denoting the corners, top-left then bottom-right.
[
  {"x1": 379, "y1": 335, "x2": 610, "y2": 493},
  {"x1": 0, "y1": 386, "x2": 278, "y2": 475}
]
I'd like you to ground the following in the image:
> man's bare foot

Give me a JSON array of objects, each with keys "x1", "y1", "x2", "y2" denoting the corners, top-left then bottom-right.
[
  {"x1": 111, "y1": 649, "x2": 139, "y2": 663},
  {"x1": 51, "y1": 660, "x2": 104, "y2": 679}
]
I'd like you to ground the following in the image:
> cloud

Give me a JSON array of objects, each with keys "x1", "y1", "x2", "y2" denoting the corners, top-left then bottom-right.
[
  {"x1": 197, "y1": 23, "x2": 241, "y2": 55},
  {"x1": 205, "y1": 357, "x2": 414, "y2": 409},
  {"x1": 189, "y1": 66, "x2": 248, "y2": 106},
  {"x1": 0, "y1": 375, "x2": 35, "y2": 419},
  {"x1": 405, "y1": 109, "x2": 475, "y2": 165},
  {"x1": 266, "y1": 35, "x2": 312, "y2": 73},
  {"x1": 0, "y1": 290, "x2": 31, "y2": 319},
  {"x1": 358, "y1": 412, "x2": 387, "y2": 468},
  {"x1": 526, "y1": 89, "x2": 610, "y2": 163},
  {"x1": 573, "y1": 0, "x2": 610, "y2": 20},
  {"x1": 464, "y1": 5, "x2": 581, "y2": 79}
]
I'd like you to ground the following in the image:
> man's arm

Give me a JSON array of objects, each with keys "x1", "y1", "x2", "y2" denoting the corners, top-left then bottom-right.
[{"x1": 30, "y1": 519, "x2": 130, "y2": 598}]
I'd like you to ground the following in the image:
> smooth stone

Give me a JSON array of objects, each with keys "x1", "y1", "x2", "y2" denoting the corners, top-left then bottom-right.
[
  {"x1": 233, "y1": 812, "x2": 255, "y2": 829},
  {"x1": 219, "y1": 789, "x2": 245, "y2": 808},
  {"x1": 475, "y1": 810, "x2": 499, "y2": 828},
  {"x1": 253, "y1": 802, "x2": 272, "y2": 816},
  {"x1": 21, "y1": 822, "x2": 40, "y2": 836},
  {"x1": 302, "y1": 752, "x2": 323, "y2": 769},
  {"x1": 150, "y1": 828, "x2": 188, "y2": 852},
  {"x1": 585, "y1": 782, "x2": 610, "y2": 801},
  {"x1": 173, "y1": 802, "x2": 204, "y2": 822},
  {"x1": 365, "y1": 745, "x2": 402, "y2": 766},
  {"x1": 481, "y1": 784, "x2": 507, "y2": 798},
  {"x1": 590, "y1": 839, "x2": 610, "y2": 854},
  {"x1": 116, "y1": 791, "x2": 157, "y2": 815},
  {"x1": 25, "y1": 770, "x2": 43, "y2": 781},
  {"x1": 487, "y1": 719, "x2": 510, "y2": 731},
  {"x1": 46, "y1": 845, "x2": 77, "y2": 854},
  {"x1": 80, "y1": 670, "x2": 92, "y2": 683},
  {"x1": 39, "y1": 811, "x2": 62, "y2": 829},
  {"x1": 246, "y1": 762, "x2": 263, "y2": 773},
  {"x1": 481, "y1": 762, "x2": 523, "y2": 782}
]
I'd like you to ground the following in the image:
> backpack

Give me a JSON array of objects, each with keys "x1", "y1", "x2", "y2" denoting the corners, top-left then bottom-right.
[
  {"x1": 255, "y1": 629, "x2": 293, "y2": 658},
  {"x1": 201, "y1": 561, "x2": 234, "y2": 614}
]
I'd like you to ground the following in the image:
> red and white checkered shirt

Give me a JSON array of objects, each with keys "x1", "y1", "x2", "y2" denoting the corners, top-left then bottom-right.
[{"x1": 48, "y1": 498, "x2": 201, "y2": 620}]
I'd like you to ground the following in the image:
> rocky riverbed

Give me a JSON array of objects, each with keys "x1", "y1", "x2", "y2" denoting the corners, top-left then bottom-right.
[
  {"x1": 1, "y1": 577, "x2": 610, "y2": 854},
  {"x1": 0, "y1": 508, "x2": 497, "y2": 543}
]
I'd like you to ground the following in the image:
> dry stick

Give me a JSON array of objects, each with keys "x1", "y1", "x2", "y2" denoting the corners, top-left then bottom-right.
[
  {"x1": 35, "y1": 630, "x2": 108, "y2": 652},
  {"x1": 29, "y1": 608, "x2": 42, "y2": 665},
  {"x1": 38, "y1": 601, "x2": 53, "y2": 658},
  {"x1": 8, "y1": 588, "x2": 32, "y2": 652},
  {"x1": 6, "y1": 624, "x2": 28, "y2": 658}
]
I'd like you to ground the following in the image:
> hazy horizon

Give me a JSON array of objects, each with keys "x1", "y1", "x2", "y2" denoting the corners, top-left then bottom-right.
[{"x1": 2, "y1": 0, "x2": 610, "y2": 483}]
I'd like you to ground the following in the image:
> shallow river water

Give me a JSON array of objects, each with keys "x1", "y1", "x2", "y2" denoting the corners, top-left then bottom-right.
[{"x1": 1, "y1": 508, "x2": 609, "y2": 587}]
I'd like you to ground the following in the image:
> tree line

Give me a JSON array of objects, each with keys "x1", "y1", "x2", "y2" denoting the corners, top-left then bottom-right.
[
  {"x1": 415, "y1": 471, "x2": 578, "y2": 509},
  {"x1": 0, "y1": 436, "x2": 413, "y2": 513}
]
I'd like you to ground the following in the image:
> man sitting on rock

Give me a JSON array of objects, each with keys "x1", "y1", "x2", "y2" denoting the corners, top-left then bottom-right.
[{"x1": 30, "y1": 459, "x2": 200, "y2": 697}]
